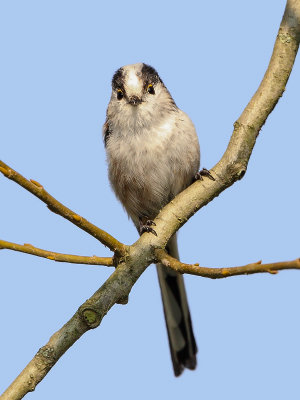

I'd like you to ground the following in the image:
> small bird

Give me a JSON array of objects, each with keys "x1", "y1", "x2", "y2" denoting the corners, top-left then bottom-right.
[{"x1": 103, "y1": 63, "x2": 208, "y2": 376}]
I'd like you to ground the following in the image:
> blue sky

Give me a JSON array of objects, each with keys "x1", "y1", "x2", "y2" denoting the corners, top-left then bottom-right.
[{"x1": 1, "y1": 1, "x2": 300, "y2": 399}]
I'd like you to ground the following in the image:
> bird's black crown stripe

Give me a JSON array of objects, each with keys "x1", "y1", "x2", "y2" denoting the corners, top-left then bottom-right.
[
  {"x1": 141, "y1": 63, "x2": 162, "y2": 86},
  {"x1": 112, "y1": 64, "x2": 163, "y2": 91},
  {"x1": 112, "y1": 67, "x2": 125, "y2": 91}
]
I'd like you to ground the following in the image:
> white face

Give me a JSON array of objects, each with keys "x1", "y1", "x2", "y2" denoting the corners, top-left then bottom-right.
[
  {"x1": 107, "y1": 63, "x2": 176, "y2": 129},
  {"x1": 124, "y1": 64, "x2": 144, "y2": 98}
]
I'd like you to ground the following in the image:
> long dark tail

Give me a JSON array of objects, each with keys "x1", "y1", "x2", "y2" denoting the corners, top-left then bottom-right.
[{"x1": 156, "y1": 235, "x2": 197, "y2": 376}]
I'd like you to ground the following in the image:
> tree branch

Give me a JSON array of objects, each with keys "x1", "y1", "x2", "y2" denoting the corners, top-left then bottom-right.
[
  {"x1": 0, "y1": 161, "x2": 125, "y2": 256},
  {"x1": 1, "y1": 1, "x2": 300, "y2": 399},
  {"x1": 133, "y1": 0, "x2": 300, "y2": 251},
  {"x1": 0, "y1": 250, "x2": 148, "y2": 400},
  {"x1": 156, "y1": 249, "x2": 300, "y2": 278},
  {"x1": 0, "y1": 240, "x2": 113, "y2": 266}
]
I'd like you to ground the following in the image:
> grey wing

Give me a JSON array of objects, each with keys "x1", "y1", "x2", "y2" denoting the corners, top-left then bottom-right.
[{"x1": 103, "y1": 120, "x2": 111, "y2": 147}]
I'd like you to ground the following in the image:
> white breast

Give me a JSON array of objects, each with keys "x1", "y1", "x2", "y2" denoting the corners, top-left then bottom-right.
[{"x1": 106, "y1": 109, "x2": 200, "y2": 226}]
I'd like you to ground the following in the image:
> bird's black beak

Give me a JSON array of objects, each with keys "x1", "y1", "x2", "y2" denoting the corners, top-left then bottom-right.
[{"x1": 128, "y1": 95, "x2": 143, "y2": 106}]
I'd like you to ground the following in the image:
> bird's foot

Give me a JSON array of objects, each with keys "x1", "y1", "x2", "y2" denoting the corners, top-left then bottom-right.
[
  {"x1": 139, "y1": 216, "x2": 157, "y2": 236},
  {"x1": 194, "y1": 168, "x2": 215, "y2": 181}
]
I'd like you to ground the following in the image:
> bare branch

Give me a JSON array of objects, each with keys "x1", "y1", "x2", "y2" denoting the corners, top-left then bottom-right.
[
  {"x1": 135, "y1": 0, "x2": 300, "y2": 251},
  {"x1": 0, "y1": 240, "x2": 113, "y2": 266},
  {"x1": 156, "y1": 249, "x2": 300, "y2": 278},
  {"x1": 0, "y1": 251, "x2": 147, "y2": 400},
  {"x1": 0, "y1": 161, "x2": 125, "y2": 256}
]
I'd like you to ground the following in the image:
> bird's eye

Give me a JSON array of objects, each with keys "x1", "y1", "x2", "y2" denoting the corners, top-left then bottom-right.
[
  {"x1": 117, "y1": 89, "x2": 123, "y2": 100},
  {"x1": 147, "y1": 84, "x2": 155, "y2": 95}
]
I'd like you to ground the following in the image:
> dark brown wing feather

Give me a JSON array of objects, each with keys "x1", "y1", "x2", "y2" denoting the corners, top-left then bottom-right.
[{"x1": 156, "y1": 235, "x2": 197, "y2": 376}]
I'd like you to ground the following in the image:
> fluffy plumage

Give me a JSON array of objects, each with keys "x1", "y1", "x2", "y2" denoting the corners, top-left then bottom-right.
[{"x1": 103, "y1": 63, "x2": 200, "y2": 376}]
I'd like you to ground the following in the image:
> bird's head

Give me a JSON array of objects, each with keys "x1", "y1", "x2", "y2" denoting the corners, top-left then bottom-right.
[{"x1": 108, "y1": 63, "x2": 176, "y2": 126}]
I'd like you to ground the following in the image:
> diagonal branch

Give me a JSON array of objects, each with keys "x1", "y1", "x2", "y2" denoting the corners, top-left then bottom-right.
[
  {"x1": 0, "y1": 240, "x2": 113, "y2": 266},
  {"x1": 134, "y1": 0, "x2": 300, "y2": 251},
  {"x1": 0, "y1": 248, "x2": 147, "y2": 400},
  {"x1": 0, "y1": 161, "x2": 125, "y2": 256},
  {"x1": 156, "y1": 249, "x2": 300, "y2": 278}
]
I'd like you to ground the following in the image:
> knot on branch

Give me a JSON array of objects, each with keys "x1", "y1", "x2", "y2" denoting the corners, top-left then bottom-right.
[
  {"x1": 116, "y1": 295, "x2": 129, "y2": 305},
  {"x1": 279, "y1": 32, "x2": 294, "y2": 44},
  {"x1": 30, "y1": 179, "x2": 44, "y2": 189},
  {"x1": 27, "y1": 374, "x2": 36, "y2": 393},
  {"x1": 235, "y1": 165, "x2": 247, "y2": 180},
  {"x1": 78, "y1": 306, "x2": 102, "y2": 328},
  {"x1": 36, "y1": 345, "x2": 57, "y2": 367},
  {"x1": 226, "y1": 161, "x2": 247, "y2": 181}
]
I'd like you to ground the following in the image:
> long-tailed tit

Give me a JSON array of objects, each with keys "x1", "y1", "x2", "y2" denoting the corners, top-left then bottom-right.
[{"x1": 103, "y1": 63, "x2": 211, "y2": 376}]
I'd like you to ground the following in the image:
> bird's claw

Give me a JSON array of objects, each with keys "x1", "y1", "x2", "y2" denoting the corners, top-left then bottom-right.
[
  {"x1": 141, "y1": 226, "x2": 158, "y2": 236},
  {"x1": 139, "y1": 217, "x2": 157, "y2": 236},
  {"x1": 145, "y1": 220, "x2": 156, "y2": 227},
  {"x1": 194, "y1": 168, "x2": 215, "y2": 181}
]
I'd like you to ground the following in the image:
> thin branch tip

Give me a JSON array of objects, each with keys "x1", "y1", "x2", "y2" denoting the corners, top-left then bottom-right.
[
  {"x1": 0, "y1": 239, "x2": 113, "y2": 266},
  {"x1": 157, "y1": 250, "x2": 300, "y2": 279},
  {"x1": 0, "y1": 159, "x2": 124, "y2": 253}
]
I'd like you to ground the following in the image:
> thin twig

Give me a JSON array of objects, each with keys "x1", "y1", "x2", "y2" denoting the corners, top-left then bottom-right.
[
  {"x1": 156, "y1": 249, "x2": 300, "y2": 278},
  {"x1": 0, "y1": 240, "x2": 113, "y2": 266},
  {"x1": 0, "y1": 161, "x2": 125, "y2": 256}
]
